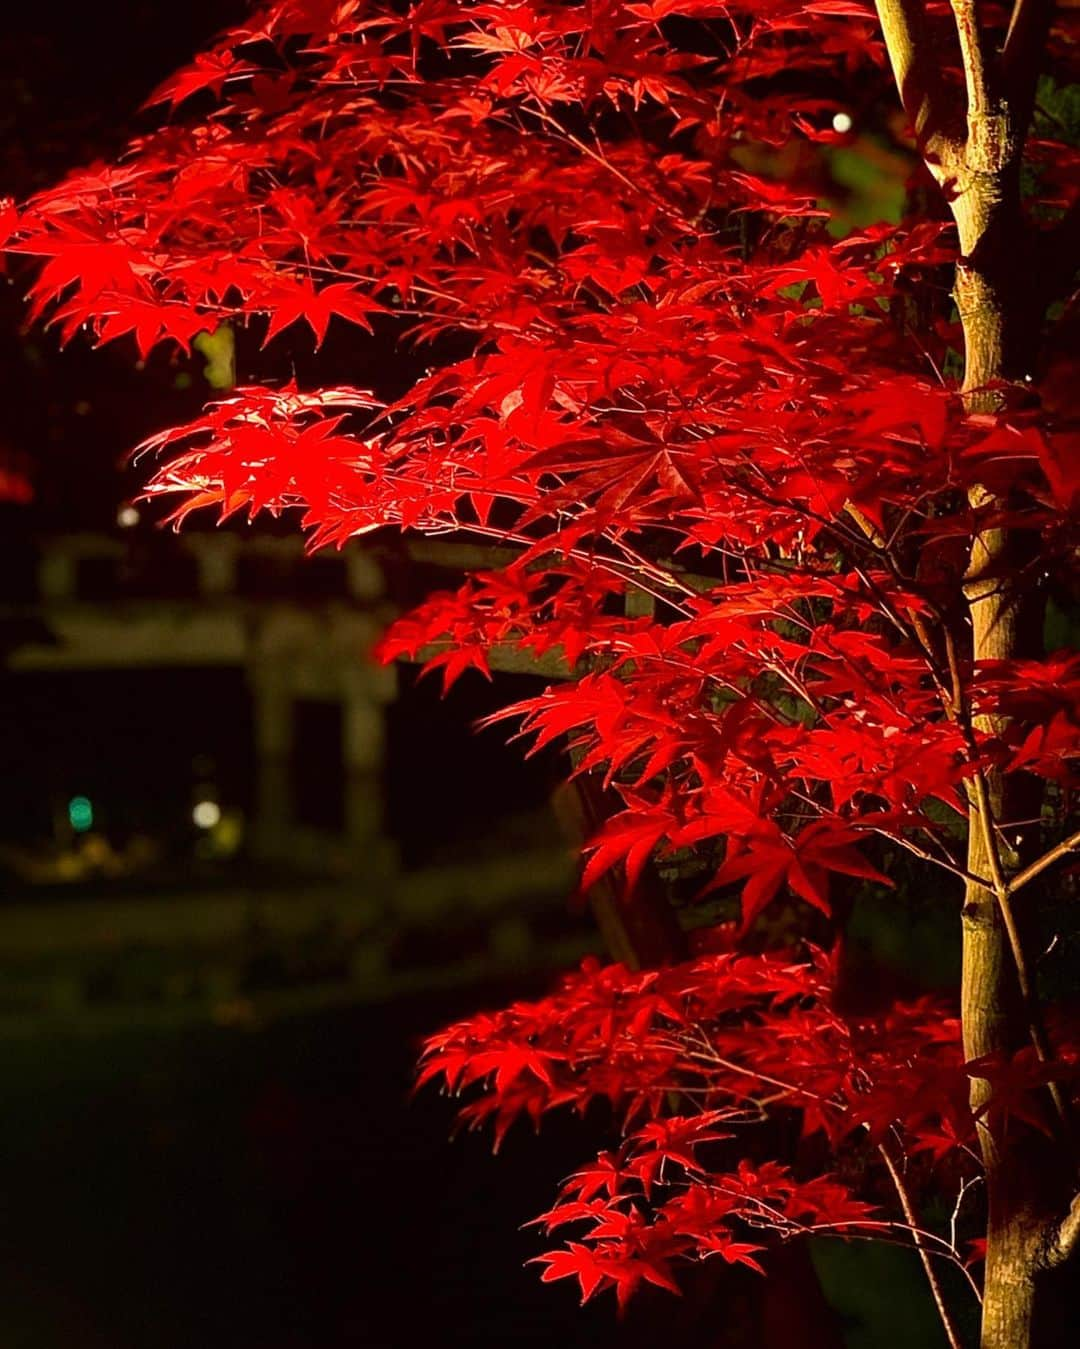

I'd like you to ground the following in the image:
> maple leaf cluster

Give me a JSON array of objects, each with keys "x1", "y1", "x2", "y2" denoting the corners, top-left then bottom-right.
[
  {"x1": 420, "y1": 946, "x2": 1077, "y2": 1302},
  {"x1": 5, "y1": 0, "x2": 1080, "y2": 1318},
  {"x1": 3, "y1": 0, "x2": 1065, "y2": 930}
]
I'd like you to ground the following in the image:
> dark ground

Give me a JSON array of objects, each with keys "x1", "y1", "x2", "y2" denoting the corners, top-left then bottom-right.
[
  {"x1": 0, "y1": 986, "x2": 602, "y2": 1349},
  {"x1": 0, "y1": 985, "x2": 950, "y2": 1349}
]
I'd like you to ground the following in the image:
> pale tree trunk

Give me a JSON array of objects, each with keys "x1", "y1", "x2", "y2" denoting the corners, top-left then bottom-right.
[
  {"x1": 875, "y1": 3, "x2": 1078, "y2": 1346},
  {"x1": 951, "y1": 50, "x2": 1051, "y2": 1349}
]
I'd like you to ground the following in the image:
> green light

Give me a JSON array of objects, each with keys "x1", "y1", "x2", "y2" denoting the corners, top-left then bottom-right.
[{"x1": 68, "y1": 795, "x2": 93, "y2": 833}]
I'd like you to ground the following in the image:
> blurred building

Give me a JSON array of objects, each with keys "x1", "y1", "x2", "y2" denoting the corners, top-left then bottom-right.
[{"x1": 0, "y1": 526, "x2": 586, "y2": 1029}]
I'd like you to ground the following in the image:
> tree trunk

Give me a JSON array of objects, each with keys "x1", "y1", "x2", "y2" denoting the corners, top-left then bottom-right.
[
  {"x1": 952, "y1": 104, "x2": 1071, "y2": 1349},
  {"x1": 872, "y1": 5, "x2": 1080, "y2": 1342}
]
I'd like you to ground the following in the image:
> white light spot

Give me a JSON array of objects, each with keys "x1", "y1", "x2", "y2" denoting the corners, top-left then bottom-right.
[
  {"x1": 193, "y1": 800, "x2": 222, "y2": 830},
  {"x1": 117, "y1": 504, "x2": 140, "y2": 528},
  {"x1": 832, "y1": 112, "x2": 854, "y2": 134}
]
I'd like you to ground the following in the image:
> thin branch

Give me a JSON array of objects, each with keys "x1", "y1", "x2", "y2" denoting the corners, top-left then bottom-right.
[
  {"x1": 936, "y1": 603, "x2": 1072, "y2": 1135},
  {"x1": 938, "y1": 622, "x2": 1068, "y2": 1127},
  {"x1": 1044, "y1": 1189, "x2": 1080, "y2": 1270},
  {"x1": 1008, "y1": 826, "x2": 1080, "y2": 897},
  {"x1": 949, "y1": 1174, "x2": 983, "y2": 1255},
  {"x1": 949, "y1": 0, "x2": 995, "y2": 116},
  {"x1": 680, "y1": 1043, "x2": 836, "y2": 1113},
  {"x1": 969, "y1": 768, "x2": 1010, "y2": 897},
  {"x1": 875, "y1": 0, "x2": 962, "y2": 158},
  {"x1": 1001, "y1": 0, "x2": 1054, "y2": 119},
  {"x1": 842, "y1": 504, "x2": 963, "y2": 720},
  {"x1": 844, "y1": 502, "x2": 886, "y2": 550},
  {"x1": 806, "y1": 1217, "x2": 967, "y2": 1259},
  {"x1": 865, "y1": 825, "x2": 993, "y2": 890},
  {"x1": 969, "y1": 770, "x2": 1072, "y2": 1129},
  {"x1": 707, "y1": 1175, "x2": 976, "y2": 1285},
  {"x1": 800, "y1": 1219, "x2": 984, "y2": 1304},
  {"x1": 879, "y1": 1142, "x2": 966, "y2": 1349}
]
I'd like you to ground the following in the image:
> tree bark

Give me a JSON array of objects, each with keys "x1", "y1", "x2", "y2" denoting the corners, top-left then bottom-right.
[
  {"x1": 947, "y1": 57, "x2": 1075, "y2": 1349},
  {"x1": 876, "y1": 3, "x2": 1077, "y2": 1345},
  {"x1": 958, "y1": 244, "x2": 1072, "y2": 1349}
]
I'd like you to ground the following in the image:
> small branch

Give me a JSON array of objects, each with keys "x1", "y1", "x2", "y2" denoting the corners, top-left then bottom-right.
[
  {"x1": 842, "y1": 507, "x2": 964, "y2": 719},
  {"x1": 1042, "y1": 1190, "x2": 1080, "y2": 1270},
  {"x1": 875, "y1": 0, "x2": 962, "y2": 158},
  {"x1": 866, "y1": 825, "x2": 993, "y2": 891},
  {"x1": 941, "y1": 626, "x2": 967, "y2": 725},
  {"x1": 680, "y1": 1039, "x2": 837, "y2": 1113},
  {"x1": 1001, "y1": 0, "x2": 1053, "y2": 121},
  {"x1": 949, "y1": 1174, "x2": 982, "y2": 1255},
  {"x1": 949, "y1": 0, "x2": 995, "y2": 116},
  {"x1": 1008, "y1": 826, "x2": 1080, "y2": 897},
  {"x1": 992, "y1": 886, "x2": 1071, "y2": 1126},
  {"x1": 879, "y1": 1142, "x2": 966, "y2": 1349},
  {"x1": 710, "y1": 1174, "x2": 977, "y2": 1293},
  {"x1": 970, "y1": 768, "x2": 1010, "y2": 898},
  {"x1": 969, "y1": 769, "x2": 1072, "y2": 1131},
  {"x1": 844, "y1": 502, "x2": 886, "y2": 550},
  {"x1": 982, "y1": 893, "x2": 1056, "y2": 1084}
]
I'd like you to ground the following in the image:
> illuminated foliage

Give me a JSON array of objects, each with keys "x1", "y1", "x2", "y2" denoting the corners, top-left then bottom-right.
[{"x1": 5, "y1": 2, "x2": 1080, "y2": 1343}]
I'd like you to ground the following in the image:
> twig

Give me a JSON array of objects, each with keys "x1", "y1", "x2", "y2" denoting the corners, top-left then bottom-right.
[
  {"x1": 950, "y1": 1174, "x2": 982, "y2": 1255},
  {"x1": 865, "y1": 826, "x2": 993, "y2": 891},
  {"x1": 1009, "y1": 827, "x2": 1080, "y2": 898},
  {"x1": 969, "y1": 771, "x2": 1072, "y2": 1130},
  {"x1": 879, "y1": 1141, "x2": 967, "y2": 1349},
  {"x1": 1001, "y1": 0, "x2": 1054, "y2": 120}
]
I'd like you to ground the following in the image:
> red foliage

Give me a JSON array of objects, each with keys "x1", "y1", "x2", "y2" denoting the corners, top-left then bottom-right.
[
  {"x1": 419, "y1": 945, "x2": 1058, "y2": 1301},
  {"x1": 5, "y1": 0, "x2": 1080, "y2": 1322}
]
